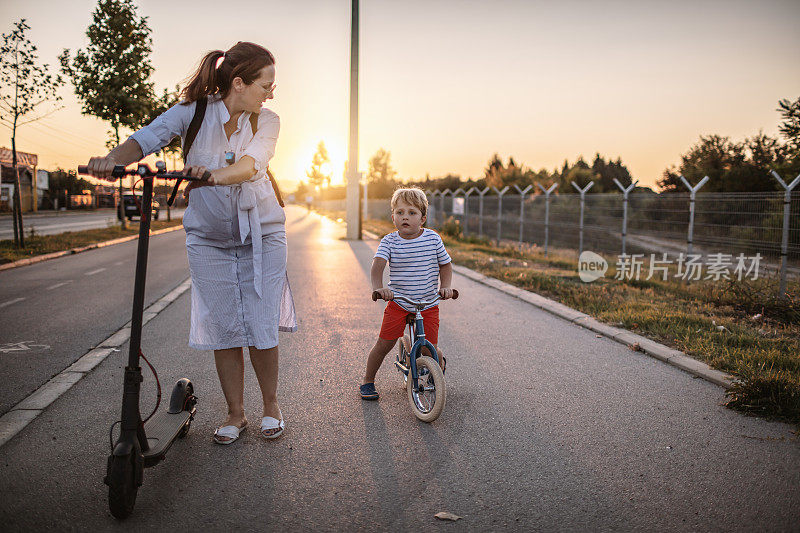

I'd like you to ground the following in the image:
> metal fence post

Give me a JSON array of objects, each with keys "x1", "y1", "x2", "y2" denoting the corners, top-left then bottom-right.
[
  {"x1": 465, "y1": 187, "x2": 476, "y2": 236},
  {"x1": 425, "y1": 190, "x2": 435, "y2": 225},
  {"x1": 478, "y1": 187, "x2": 489, "y2": 237},
  {"x1": 613, "y1": 179, "x2": 638, "y2": 256},
  {"x1": 536, "y1": 183, "x2": 558, "y2": 256},
  {"x1": 679, "y1": 176, "x2": 710, "y2": 257},
  {"x1": 453, "y1": 188, "x2": 466, "y2": 233},
  {"x1": 571, "y1": 181, "x2": 594, "y2": 257},
  {"x1": 443, "y1": 189, "x2": 454, "y2": 228},
  {"x1": 493, "y1": 186, "x2": 510, "y2": 245},
  {"x1": 771, "y1": 170, "x2": 800, "y2": 299},
  {"x1": 514, "y1": 185, "x2": 533, "y2": 244}
]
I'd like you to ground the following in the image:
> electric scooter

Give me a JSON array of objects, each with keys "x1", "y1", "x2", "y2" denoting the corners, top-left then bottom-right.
[{"x1": 78, "y1": 161, "x2": 208, "y2": 519}]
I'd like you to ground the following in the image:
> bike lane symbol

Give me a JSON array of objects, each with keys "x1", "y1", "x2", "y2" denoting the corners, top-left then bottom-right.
[{"x1": 0, "y1": 341, "x2": 51, "y2": 354}]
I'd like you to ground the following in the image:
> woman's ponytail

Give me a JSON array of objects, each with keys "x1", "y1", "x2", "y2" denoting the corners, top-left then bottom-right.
[
  {"x1": 180, "y1": 43, "x2": 274, "y2": 104},
  {"x1": 181, "y1": 50, "x2": 225, "y2": 103}
]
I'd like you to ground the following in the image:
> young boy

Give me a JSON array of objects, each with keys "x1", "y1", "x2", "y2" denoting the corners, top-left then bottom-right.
[{"x1": 360, "y1": 187, "x2": 454, "y2": 400}]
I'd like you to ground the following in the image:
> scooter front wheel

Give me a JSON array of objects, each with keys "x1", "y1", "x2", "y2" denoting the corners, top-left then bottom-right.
[
  {"x1": 407, "y1": 356, "x2": 446, "y2": 422},
  {"x1": 107, "y1": 451, "x2": 142, "y2": 519}
]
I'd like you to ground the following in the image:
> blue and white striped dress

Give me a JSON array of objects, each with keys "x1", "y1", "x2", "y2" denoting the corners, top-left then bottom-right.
[
  {"x1": 375, "y1": 229, "x2": 451, "y2": 312},
  {"x1": 130, "y1": 96, "x2": 297, "y2": 351}
]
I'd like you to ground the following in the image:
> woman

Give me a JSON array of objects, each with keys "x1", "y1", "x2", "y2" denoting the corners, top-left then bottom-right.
[{"x1": 85, "y1": 41, "x2": 296, "y2": 445}]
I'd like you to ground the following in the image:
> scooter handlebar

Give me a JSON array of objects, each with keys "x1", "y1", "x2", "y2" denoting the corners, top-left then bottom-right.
[{"x1": 77, "y1": 164, "x2": 211, "y2": 181}]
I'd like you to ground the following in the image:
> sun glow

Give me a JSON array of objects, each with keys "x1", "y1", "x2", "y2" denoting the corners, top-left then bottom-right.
[{"x1": 295, "y1": 138, "x2": 347, "y2": 188}]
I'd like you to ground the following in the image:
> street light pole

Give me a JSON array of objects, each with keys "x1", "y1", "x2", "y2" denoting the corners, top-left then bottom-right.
[{"x1": 345, "y1": 0, "x2": 362, "y2": 239}]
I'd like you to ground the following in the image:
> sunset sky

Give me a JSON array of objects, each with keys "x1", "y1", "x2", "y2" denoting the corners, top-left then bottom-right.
[{"x1": 1, "y1": 0, "x2": 798, "y2": 191}]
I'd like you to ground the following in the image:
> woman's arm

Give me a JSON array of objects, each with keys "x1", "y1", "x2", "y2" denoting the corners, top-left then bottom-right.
[
  {"x1": 211, "y1": 155, "x2": 257, "y2": 185},
  {"x1": 86, "y1": 101, "x2": 192, "y2": 181},
  {"x1": 85, "y1": 138, "x2": 144, "y2": 180}
]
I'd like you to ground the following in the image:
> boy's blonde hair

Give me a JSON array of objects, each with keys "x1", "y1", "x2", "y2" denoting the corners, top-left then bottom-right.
[{"x1": 391, "y1": 187, "x2": 428, "y2": 217}]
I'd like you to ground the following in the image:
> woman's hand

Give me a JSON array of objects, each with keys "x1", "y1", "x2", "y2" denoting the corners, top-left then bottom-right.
[
  {"x1": 182, "y1": 165, "x2": 215, "y2": 199},
  {"x1": 438, "y1": 288, "x2": 454, "y2": 300},
  {"x1": 85, "y1": 156, "x2": 119, "y2": 181}
]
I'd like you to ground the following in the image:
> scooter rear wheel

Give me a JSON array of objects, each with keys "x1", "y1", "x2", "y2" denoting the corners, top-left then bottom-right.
[
  {"x1": 177, "y1": 382, "x2": 196, "y2": 439},
  {"x1": 108, "y1": 452, "x2": 142, "y2": 519}
]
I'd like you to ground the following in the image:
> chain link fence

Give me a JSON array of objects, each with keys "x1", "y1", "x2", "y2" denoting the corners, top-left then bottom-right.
[
  {"x1": 313, "y1": 178, "x2": 799, "y2": 298},
  {"x1": 426, "y1": 187, "x2": 799, "y2": 296}
]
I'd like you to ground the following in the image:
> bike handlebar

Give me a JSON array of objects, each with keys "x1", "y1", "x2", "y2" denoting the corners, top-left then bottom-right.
[
  {"x1": 372, "y1": 289, "x2": 459, "y2": 307},
  {"x1": 77, "y1": 163, "x2": 211, "y2": 182}
]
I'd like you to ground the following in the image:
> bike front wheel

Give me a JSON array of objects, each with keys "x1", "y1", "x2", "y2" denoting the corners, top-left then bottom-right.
[{"x1": 407, "y1": 356, "x2": 446, "y2": 422}]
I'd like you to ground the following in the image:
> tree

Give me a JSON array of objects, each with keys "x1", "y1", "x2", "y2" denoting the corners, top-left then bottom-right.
[
  {"x1": 484, "y1": 153, "x2": 504, "y2": 188},
  {"x1": 145, "y1": 84, "x2": 181, "y2": 163},
  {"x1": 306, "y1": 141, "x2": 331, "y2": 191},
  {"x1": 658, "y1": 134, "x2": 786, "y2": 193},
  {"x1": 589, "y1": 153, "x2": 633, "y2": 192},
  {"x1": 0, "y1": 19, "x2": 64, "y2": 248},
  {"x1": 483, "y1": 153, "x2": 531, "y2": 189},
  {"x1": 777, "y1": 96, "x2": 800, "y2": 151},
  {"x1": 366, "y1": 148, "x2": 398, "y2": 197},
  {"x1": 60, "y1": 0, "x2": 156, "y2": 228}
]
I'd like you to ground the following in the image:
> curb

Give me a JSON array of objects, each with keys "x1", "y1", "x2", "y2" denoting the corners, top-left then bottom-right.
[
  {"x1": 362, "y1": 229, "x2": 735, "y2": 390},
  {"x1": 0, "y1": 277, "x2": 192, "y2": 449},
  {"x1": 0, "y1": 224, "x2": 184, "y2": 272}
]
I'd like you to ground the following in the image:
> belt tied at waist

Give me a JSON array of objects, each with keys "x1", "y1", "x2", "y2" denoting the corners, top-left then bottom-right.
[{"x1": 236, "y1": 179, "x2": 270, "y2": 298}]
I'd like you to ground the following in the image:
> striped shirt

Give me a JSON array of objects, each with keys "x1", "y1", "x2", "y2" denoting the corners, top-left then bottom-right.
[{"x1": 375, "y1": 228, "x2": 451, "y2": 311}]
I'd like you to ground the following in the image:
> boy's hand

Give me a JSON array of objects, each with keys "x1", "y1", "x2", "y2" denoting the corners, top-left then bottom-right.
[
  {"x1": 438, "y1": 288, "x2": 454, "y2": 300},
  {"x1": 373, "y1": 287, "x2": 394, "y2": 301}
]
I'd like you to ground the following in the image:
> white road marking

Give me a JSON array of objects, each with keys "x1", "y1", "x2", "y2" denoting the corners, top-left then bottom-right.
[
  {"x1": 46, "y1": 280, "x2": 73, "y2": 290},
  {"x1": 0, "y1": 297, "x2": 26, "y2": 308},
  {"x1": 0, "y1": 341, "x2": 50, "y2": 353},
  {"x1": 85, "y1": 268, "x2": 106, "y2": 276}
]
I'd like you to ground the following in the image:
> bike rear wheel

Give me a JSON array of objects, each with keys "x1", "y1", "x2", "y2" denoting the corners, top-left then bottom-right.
[
  {"x1": 398, "y1": 334, "x2": 411, "y2": 366},
  {"x1": 407, "y1": 356, "x2": 446, "y2": 422}
]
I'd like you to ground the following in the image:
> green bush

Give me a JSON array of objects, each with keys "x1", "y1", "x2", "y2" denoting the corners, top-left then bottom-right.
[{"x1": 439, "y1": 216, "x2": 463, "y2": 239}]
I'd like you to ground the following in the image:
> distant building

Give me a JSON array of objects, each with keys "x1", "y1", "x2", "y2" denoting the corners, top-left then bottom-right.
[{"x1": 0, "y1": 147, "x2": 38, "y2": 212}]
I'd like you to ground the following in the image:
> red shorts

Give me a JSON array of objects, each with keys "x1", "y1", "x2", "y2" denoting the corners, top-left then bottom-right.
[{"x1": 379, "y1": 301, "x2": 439, "y2": 344}]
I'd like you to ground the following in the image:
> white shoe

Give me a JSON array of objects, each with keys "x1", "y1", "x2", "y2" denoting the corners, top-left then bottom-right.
[
  {"x1": 213, "y1": 423, "x2": 247, "y2": 445},
  {"x1": 260, "y1": 410, "x2": 284, "y2": 440}
]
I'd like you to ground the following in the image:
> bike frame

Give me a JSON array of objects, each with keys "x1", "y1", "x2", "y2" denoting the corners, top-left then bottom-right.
[{"x1": 394, "y1": 301, "x2": 440, "y2": 393}]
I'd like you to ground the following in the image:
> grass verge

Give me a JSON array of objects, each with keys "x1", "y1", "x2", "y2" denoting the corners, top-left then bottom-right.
[
  {"x1": 331, "y1": 210, "x2": 800, "y2": 427},
  {"x1": 1, "y1": 218, "x2": 184, "y2": 265}
]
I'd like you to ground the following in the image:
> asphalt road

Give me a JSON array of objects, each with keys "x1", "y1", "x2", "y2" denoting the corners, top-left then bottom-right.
[
  {"x1": 0, "y1": 208, "x2": 186, "y2": 239},
  {"x1": 0, "y1": 206, "x2": 798, "y2": 531},
  {"x1": 0, "y1": 228, "x2": 190, "y2": 415}
]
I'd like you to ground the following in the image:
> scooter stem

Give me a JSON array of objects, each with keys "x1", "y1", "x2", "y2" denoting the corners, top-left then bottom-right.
[{"x1": 118, "y1": 177, "x2": 154, "y2": 452}]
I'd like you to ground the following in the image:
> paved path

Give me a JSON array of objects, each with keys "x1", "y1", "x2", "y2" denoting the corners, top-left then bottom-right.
[{"x1": 0, "y1": 207, "x2": 797, "y2": 531}]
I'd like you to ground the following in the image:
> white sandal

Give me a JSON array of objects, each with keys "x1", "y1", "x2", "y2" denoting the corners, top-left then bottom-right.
[
  {"x1": 213, "y1": 423, "x2": 247, "y2": 445},
  {"x1": 260, "y1": 410, "x2": 284, "y2": 440}
]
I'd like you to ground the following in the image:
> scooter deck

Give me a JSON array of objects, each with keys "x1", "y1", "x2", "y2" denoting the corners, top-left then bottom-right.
[{"x1": 142, "y1": 408, "x2": 195, "y2": 467}]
